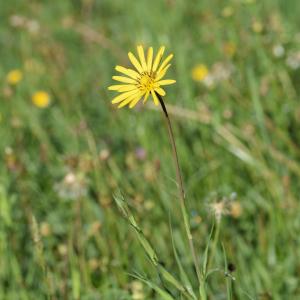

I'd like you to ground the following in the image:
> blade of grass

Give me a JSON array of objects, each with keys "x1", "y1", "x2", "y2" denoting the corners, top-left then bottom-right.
[{"x1": 169, "y1": 218, "x2": 197, "y2": 300}]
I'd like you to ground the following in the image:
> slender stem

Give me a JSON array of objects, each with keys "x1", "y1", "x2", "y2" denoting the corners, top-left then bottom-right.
[
  {"x1": 207, "y1": 220, "x2": 221, "y2": 271},
  {"x1": 156, "y1": 93, "x2": 201, "y2": 283}
]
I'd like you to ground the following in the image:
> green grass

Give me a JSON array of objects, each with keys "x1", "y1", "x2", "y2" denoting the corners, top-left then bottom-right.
[{"x1": 1, "y1": 0, "x2": 300, "y2": 299}]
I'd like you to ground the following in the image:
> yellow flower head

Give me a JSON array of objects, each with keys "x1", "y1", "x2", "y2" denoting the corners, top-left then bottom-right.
[
  {"x1": 108, "y1": 45, "x2": 176, "y2": 109},
  {"x1": 32, "y1": 91, "x2": 51, "y2": 108},
  {"x1": 221, "y1": 6, "x2": 234, "y2": 18},
  {"x1": 191, "y1": 64, "x2": 209, "y2": 82},
  {"x1": 252, "y1": 21, "x2": 263, "y2": 33},
  {"x1": 6, "y1": 69, "x2": 23, "y2": 85}
]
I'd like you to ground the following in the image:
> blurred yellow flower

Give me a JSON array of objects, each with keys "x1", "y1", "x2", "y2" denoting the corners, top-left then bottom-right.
[
  {"x1": 40, "y1": 222, "x2": 51, "y2": 237},
  {"x1": 191, "y1": 64, "x2": 209, "y2": 82},
  {"x1": 108, "y1": 45, "x2": 176, "y2": 108},
  {"x1": 230, "y1": 202, "x2": 243, "y2": 218},
  {"x1": 6, "y1": 69, "x2": 23, "y2": 85},
  {"x1": 131, "y1": 280, "x2": 144, "y2": 300},
  {"x1": 221, "y1": 6, "x2": 234, "y2": 18},
  {"x1": 32, "y1": 91, "x2": 51, "y2": 108},
  {"x1": 252, "y1": 21, "x2": 263, "y2": 33},
  {"x1": 223, "y1": 42, "x2": 237, "y2": 57}
]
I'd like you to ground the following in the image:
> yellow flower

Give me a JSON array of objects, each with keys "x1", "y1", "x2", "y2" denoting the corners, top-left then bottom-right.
[
  {"x1": 108, "y1": 45, "x2": 176, "y2": 109},
  {"x1": 191, "y1": 64, "x2": 209, "y2": 82},
  {"x1": 221, "y1": 6, "x2": 234, "y2": 18},
  {"x1": 252, "y1": 21, "x2": 263, "y2": 33},
  {"x1": 230, "y1": 202, "x2": 243, "y2": 218},
  {"x1": 32, "y1": 91, "x2": 51, "y2": 108},
  {"x1": 6, "y1": 69, "x2": 23, "y2": 85}
]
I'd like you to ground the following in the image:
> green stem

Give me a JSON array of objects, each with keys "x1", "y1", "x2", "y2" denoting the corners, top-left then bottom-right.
[
  {"x1": 199, "y1": 279, "x2": 207, "y2": 300},
  {"x1": 156, "y1": 93, "x2": 201, "y2": 284},
  {"x1": 207, "y1": 220, "x2": 221, "y2": 271}
]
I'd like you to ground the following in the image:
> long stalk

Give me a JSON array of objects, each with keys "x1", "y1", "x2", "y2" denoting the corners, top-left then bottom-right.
[
  {"x1": 156, "y1": 93, "x2": 201, "y2": 284},
  {"x1": 207, "y1": 219, "x2": 221, "y2": 271}
]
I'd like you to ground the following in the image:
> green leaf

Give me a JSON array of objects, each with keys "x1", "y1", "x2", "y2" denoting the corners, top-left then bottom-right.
[
  {"x1": 132, "y1": 273, "x2": 176, "y2": 300},
  {"x1": 202, "y1": 223, "x2": 215, "y2": 276}
]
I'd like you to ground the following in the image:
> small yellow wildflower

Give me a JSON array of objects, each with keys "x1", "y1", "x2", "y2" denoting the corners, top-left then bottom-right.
[
  {"x1": 40, "y1": 222, "x2": 51, "y2": 237},
  {"x1": 221, "y1": 6, "x2": 234, "y2": 18},
  {"x1": 230, "y1": 202, "x2": 243, "y2": 218},
  {"x1": 58, "y1": 244, "x2": 68, "y2": 256},
  {"x1": 252, "y1": 21, "x2": 263, "y2": 33},
  {"x1": 32, "y1": 91, "x2": 51, "y2": 108},
  {"x1": 6, "y1": 69, "x2": 23, "y2": 85},
  {"x1": 108, "y1": 45, "x2": 176, "y2": 108},
  {"x1": 191, "y1": 64, "x2": 209, "y2": 82}
]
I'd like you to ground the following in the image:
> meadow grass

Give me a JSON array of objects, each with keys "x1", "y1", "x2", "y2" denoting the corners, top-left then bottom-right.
[{"x1": 1, "y1": 0, "x2": 300, "y2": 299}]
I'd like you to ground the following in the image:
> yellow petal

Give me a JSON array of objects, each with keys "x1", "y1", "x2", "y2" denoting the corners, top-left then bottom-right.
[
  {"x1": 147, "y1": 47, "x2": 153, "y2": 72},
  {"x1": 128, "y1": 52, "x2": 143, "y2": 73},
  {"x1": 108, "y1": 84, "x2": 136, "y2": 92},
  {"x1": 111, "y1": 89, "x2": 139, "y2": 104},
  {"x1": 108, "y1": 85, "x2": 123, "y2": 91},
  {"x1": 151, "y1": 90, "x2": 160, "y2": 106},
  {"x1": 129, "y1": 96, "x2": 142, "y2": 108},
  {"x1": 137, "y1": 45, "x2": 147, "y2": 71},
  {"x1": 143, "y1": 91, "x2": 150, "y2": 103},
  {"x1": 118, "y1": 85, "x2": 138, "y2": 92},
  {"x1": 156, "y1": 79, "x2": 176, "y2": 86},
  {"x1": 157, "y1": 54, "x2": 173, "y2": 74},
  {"x1": 115, "y1": 65, "x2": 139, "y2": 79},
  {"x1": 112, "y1": 76, "x2": 136, "y2": 84},
  {"x1": 155, "y1": 87, "x2": 166, "y2": 96},
  {"x1": 152, "y1": 46, "x2": 165, "y2": 72},
  {"x1": 155, "y1": 64, "x2": 171, "y2": 82},
  {"x1": 118, "y1": 93, "x2": 142, "y2": 108},
  {"x1": 118, "y1": 97, "x2": 135, "y2": 108}
]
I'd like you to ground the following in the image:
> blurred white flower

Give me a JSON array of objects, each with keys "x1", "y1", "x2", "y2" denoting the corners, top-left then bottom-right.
[
  {"x1": 212, "y1": 62, "x2": 234, "y2": 81},
  {"x1": 286, "y1": 51, "x2": 300, "y2": 70},
  {"x1": 202, "y1": 62, "x2": 234, "y2": 88},
  {"x1": 210, "y1": 201, "x2": 228, "y2": 223},
  {"x1": 55, "y1": 172, "x2": 88, "y2": 200},
  {"x1": 209, "y1": 192, "x2": 238, "y2": 222},
  {"x1": 272, "y1": 44, "x2": 285, "y2": 58},
  {"x1": 9, "y1": 15, "x2": 26, "y2": 27},
  {"x1": 131, "y1": 280, "x2": 144, "y2": 300},
  {"x1": 203, "y1": 74, "x2": 215, "y2": 88},
  {"x1": 27, "y1": 20, "x2": 40, "y2": 34},
  {"x1": 9, "y1": 14, "x2": 40, "y2": 34}
]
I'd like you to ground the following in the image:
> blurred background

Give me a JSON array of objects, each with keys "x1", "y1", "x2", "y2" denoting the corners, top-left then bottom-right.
[{"x1": 1, "y1": 0, "x2": 300, "y2": 299}]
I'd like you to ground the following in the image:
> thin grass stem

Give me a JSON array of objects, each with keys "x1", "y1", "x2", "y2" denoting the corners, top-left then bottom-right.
[
  {"x1": 207, "y1": 220, "x2": 221, "y2": 270},
  {"x1": 156, "y1": 93, "x2": 201, "y2": 285}
]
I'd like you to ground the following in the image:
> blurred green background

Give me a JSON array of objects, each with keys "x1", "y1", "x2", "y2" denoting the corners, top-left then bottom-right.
[{"x1": 1, "y1": 0, "x2": 300, "y2": 299}]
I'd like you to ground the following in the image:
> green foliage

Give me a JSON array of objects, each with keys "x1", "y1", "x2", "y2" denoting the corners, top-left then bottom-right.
[{"x1": 0, "y1": 0, "x2": 300, "y2": 299}]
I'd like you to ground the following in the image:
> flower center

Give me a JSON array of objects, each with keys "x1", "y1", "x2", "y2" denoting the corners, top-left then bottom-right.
[{"x1": 138, "y1": 72, "x2": 155, "y2": 92}]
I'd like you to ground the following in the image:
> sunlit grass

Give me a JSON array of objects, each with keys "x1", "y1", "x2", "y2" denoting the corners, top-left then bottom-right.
[{"x1": 1, "y1": 0, "x2": 300, "y2": 299}]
